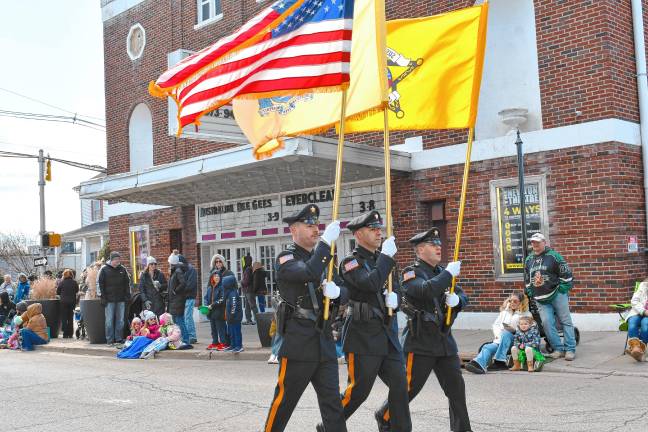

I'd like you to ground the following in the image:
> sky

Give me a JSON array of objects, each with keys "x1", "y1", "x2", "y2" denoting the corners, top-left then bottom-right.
[{"x1": 0, "y1": 1, "x2": 106, "y2": 240}]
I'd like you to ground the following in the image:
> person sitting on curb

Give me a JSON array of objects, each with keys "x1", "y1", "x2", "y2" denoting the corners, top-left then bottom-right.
[
  {"x1": 20, "y1": 303, "x2": 49, "y2": 351},
  {"x1": 510, "y1": 316, "x2": 545, "y2": 372},
  {"x1": 625, "y1": 279, "x2": 648, "y2": 361},
  {"x1": 466, "y1": 292, "x2": 531, "y2": 374}
]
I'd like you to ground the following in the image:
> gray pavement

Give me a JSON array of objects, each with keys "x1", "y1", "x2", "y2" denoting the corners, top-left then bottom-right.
[{"x1": 1, "y1": 348, "x2": 647, "y2": 431}]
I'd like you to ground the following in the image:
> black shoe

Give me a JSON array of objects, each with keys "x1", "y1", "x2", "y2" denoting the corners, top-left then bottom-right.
[
  {"x1": 315, "y1": 423, "x2": 325, "y2": 432},
  {"x1": 465, "y1": 360, "x2": 486, "y2": 374},
  {"x1": 487, "y1": 360, "x2": 508, "y2": 371},
  {"x1": 374, "y1": 410, "x2": 390, "y2": 432}
]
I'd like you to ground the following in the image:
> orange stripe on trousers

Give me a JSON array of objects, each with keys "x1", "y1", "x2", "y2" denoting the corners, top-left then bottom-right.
[
  {"x1": 341, "y1": 353, "x2": 355, "y2": 407},
  {"x1": 265, "y1": 357, "x2": 288, "y2": 432},
  {"x1": 383, "y1": 352, "x2": 414, "y2": 422}
]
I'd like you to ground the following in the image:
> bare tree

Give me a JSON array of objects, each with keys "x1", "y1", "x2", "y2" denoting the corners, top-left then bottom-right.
[{"x1": 0, "y1": 232, "x2": 35, "y2": 276}]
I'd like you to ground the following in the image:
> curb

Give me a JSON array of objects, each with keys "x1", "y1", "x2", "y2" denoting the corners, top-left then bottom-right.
[{"x1": 38, "y1": 344, "x2": 271, "y2": 361}]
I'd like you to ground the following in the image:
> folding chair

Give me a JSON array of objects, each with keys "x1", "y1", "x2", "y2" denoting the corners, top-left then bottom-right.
[{"x1": 609, "y1": 281, "x2": 641, "y2": 355}]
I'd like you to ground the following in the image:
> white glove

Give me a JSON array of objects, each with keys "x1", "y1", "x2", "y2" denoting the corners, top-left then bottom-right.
[
  {"x1": 321, "y1": 220, "x2": 341, "y2": 246},
  {"x1": 445, "y1": 261, "x2": 461, "y2": 277},
  {"x1": 384, "y1": 290, "x2": 398, "y2": 309},
  {"x1": 388, "y1": 90, "x2": 401, "y2": 104},
  {"x1": 323, "y1": 281, "x2": 340, "y2": 300},
  {"x1": 445, "y1": 292, "x2": 460, "y2": 308},
  {"x1": 381, "y1": 236, "x2": 397, "y2": 258}
]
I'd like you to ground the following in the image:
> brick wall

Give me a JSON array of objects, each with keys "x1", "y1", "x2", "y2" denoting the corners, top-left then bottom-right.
[{"x1": 391, "y1": 142, "x2": 648, "y2": 312}]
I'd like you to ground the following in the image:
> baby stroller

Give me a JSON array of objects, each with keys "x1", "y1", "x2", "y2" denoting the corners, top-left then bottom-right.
[
  {"x1": 527, "y1": 296, "x2": 580, "y2": 353},
  {"x1": 74, "y1": 307, "x2": 87, "y2": 340}
]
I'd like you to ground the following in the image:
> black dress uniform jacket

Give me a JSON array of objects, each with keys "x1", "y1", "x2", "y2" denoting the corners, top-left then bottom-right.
[
  {"x1": 340, "y1": 245, "x2": 401, "y2": 355},
  {"x1": 276, "y1": 241, "x2": 337, "y2": 362},
  {"x1": 401, "y1": 260, "x2": 467, "y2": 356}
]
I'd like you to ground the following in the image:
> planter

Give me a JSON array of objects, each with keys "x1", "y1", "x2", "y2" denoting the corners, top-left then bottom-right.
[
  {"x1": 80, "y1": 299, "x2": 106, "y2": 344},
  {"x1": 256, "y1": 312, "x2": 274, "y2": 348},
  {"x1": 26, "y1": 299, "x2": 61, "y2": 339}
]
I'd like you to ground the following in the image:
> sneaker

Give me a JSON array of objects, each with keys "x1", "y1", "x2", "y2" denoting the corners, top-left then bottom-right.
[
  {"x1": 232, "y1": 347, "x2": 245, "y2": 354},
  {"x1": 465, "y1": 360, "x2": 486, "y2": 374},
  {"x1": 548, "y1": 351, "x2": 565, "y2": 360},
  {"x1": 206, "y1": 343, "x2": 218, "y2": 350},
  {"x1": 565, "y1": 351, "x2": 576, "y2": 361},
  {"x1": 216, "y1": 344, "x2": 231, "y2": 352},
  {"x1": 487, "y1": 360, "x2": 508, "y2": 371},
  {"x1": 268, "y1": 354, "x2": 278, "y2": 364}
]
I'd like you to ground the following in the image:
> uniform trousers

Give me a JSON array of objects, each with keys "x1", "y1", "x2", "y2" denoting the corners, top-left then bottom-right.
[
  {"x1": 341, "y1": 343, "x2": 411, "y2": 432},
  {"x1": 264, "y1": 358, "x2": 347, "y2": 432},
  {"x1": 377, "y1": 352, "x2": 471, "y2": 432}
]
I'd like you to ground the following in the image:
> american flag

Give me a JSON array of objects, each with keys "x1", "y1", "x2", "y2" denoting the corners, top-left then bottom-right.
[{"x1": 172, "y1": 0, "x2": 355, "y2": 131}]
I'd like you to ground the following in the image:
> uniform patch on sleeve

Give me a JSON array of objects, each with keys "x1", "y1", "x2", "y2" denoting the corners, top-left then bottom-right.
[
  {"x1": 403, "y1": 270, "x2": 416, "y2": 281},
  {"x1": 279, "y1": 254, "x2": 294, "y2": 265},
  {"x1": 344, "y1": 259, "x2": 360, "y2": 272}
]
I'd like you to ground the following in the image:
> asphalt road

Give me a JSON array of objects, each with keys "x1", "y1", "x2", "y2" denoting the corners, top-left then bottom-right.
[{"x1": 0, "y1": 351, "x2": 645, "y2": 432}]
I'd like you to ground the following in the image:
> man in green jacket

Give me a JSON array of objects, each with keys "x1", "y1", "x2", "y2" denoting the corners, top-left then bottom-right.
[{"x1": 524, "y1": 233, "x2": 575, "y2": 360}]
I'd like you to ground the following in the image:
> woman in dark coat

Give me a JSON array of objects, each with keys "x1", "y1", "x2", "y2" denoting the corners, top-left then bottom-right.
[
  {"x1": 167, "y1": 254, "x2": 191, "y2": 345},
  {"x1": 0, "y1": 291, "x2": 16, "y2": 326},
  {"x1": 138, "y1": 256, "x2": 168, "y2": 316},
  {"x1": 56, "y1": 269, "x2": 79, "y2": 338}
]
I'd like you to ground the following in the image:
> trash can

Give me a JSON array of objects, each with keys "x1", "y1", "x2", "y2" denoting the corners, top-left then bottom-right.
[
  {"x1": 80, "y1": 299, "x2": 106, "y2": 344},
  {"x1": 256, "y1": 312, "x2": 274, "y2": 347}
]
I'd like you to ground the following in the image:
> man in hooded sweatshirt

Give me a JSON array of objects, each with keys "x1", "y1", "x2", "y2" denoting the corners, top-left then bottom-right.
[{"x1": 20, "y1": 303, "x2": 49, "y2": 350}]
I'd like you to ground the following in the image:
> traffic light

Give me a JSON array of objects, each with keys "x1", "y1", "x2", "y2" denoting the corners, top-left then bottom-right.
[
  {"x1": 41, "y1": 233, "x2": 61, "y2": 247},
  {"x1": 45, "y1": 158, "x2": 51, "y2": 181}
]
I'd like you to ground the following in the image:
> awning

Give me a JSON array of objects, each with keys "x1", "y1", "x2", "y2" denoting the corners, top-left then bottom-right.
[
  {"x1": 62, "y1": 221, "x2": 109, "y2": 240},
  {"x1": 79, "y1": 137, "x2": 411, "y2": 206}
]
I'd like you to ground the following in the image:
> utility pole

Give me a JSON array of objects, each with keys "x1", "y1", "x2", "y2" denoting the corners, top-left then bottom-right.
[
  {"x1": 38, "y1": 149, "x2": 46, "y2": 276},
  {"x1": 515, "y1": 130, "x2": 529, "y2": 263}
]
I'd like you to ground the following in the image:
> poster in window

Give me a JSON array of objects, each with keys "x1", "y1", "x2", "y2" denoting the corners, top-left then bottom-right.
[
  {"x1": 495, "y1": 183, "x2": 542, "y2": 275},
  {"x1": 129, "y1": 226, "x2": 150, "y2": 283}
]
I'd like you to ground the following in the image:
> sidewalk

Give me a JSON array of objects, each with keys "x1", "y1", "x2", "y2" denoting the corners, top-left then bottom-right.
[{"x1": 39, "y1": 323, "x2": 648, "y2": 377}]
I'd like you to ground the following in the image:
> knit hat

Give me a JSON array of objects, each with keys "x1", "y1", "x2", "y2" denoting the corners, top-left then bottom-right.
[
  {"x1": 146, "y1": 256, "x2": 157, "y2": 266},
  {"x1": 211, "y1": 254, "x2": 226, "y2": 268},
  {"x1": 16, "y1": 302, "x2": 27, "y2": 314},
  {"x1": 13, "y1": 315, "x2": 22, "y2": 326},
  {"x1": 141, "y1": 310, "x2": 156, "y2": 322},
  {"x1": 109, "y1": 251, "x2": 121, "y2": 261},
  {"x1": 168, "y1": 253, "x2": 180, "y2": 266}
]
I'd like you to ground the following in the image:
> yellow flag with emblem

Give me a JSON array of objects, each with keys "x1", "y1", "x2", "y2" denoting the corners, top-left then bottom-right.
[
  {"x1": 233, "y1": 0, "x2": 388, "y2": 160},
  {"x1": 345, "y1": 3, "x2": 488, "y2": 132}
]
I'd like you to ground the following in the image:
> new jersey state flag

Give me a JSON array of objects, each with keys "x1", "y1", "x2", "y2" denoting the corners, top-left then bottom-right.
[
  {"x1": 233, "y1": 0, "x2": 387, "y2": 160},
  {"x1": 346, "y1": 3, "x2": 488, "y2": 132}
]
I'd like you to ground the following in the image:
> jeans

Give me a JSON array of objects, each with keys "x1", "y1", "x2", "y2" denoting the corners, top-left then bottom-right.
[
  {"x1": 104, "y1": 302, "x2": 125, "y2": 344},
  {"x1": 209, "y1": 316, "x2": 230, "y2": 345},
  {"x1": 271, "y1": 333, "x2": 283, "y2": 356},
  {"x1": 243, "y1": 293, "x2": 258, "y2": 322},
  {"x1": 257, "y1": 295, "x2": 266, "y2": 313},
  {"x1": 474, "y1": 330, "x2": 514, "y2": 369},
  {"x1": 538, "y1": 292, "x2": 576, "y2": 353},
  {"x1": 228, "y1": 322, "x2": 242, "y2": 349},
  {"x1": 184, "y1": 298, "x2": 196, "y2": 340},
  {"x1": 21, "y1": 328, "x2": 48, "y2": 351},
  {"x1": 172, "y1": 314, "x2": 190, "y2": 344},
  {"x1": 627, "y1": 315, "x2": 648, "y2": 344}
]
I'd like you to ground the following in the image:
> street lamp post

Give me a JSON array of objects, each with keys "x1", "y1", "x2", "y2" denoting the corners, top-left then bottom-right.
[{"x1": 515, "y1": 130, "x2": 529, "y2": 263}]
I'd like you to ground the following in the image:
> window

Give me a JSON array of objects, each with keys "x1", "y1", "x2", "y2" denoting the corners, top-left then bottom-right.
[
  {"x1": 128, "y1": 103, "x2": 154, "y2": 172},
  {"x1": 61, "y1": 241, "x2": 81, "y2": 254},
  {"x1": 196, "y1": 0, "x2": 223, "y2": 27},
  {"x1": 169, "y1": 229, "x2": 183, "y2": 254},
  {"x1": 91, "y1": 200, "x2": 103, "y2": 222},
  {"x1": 490, "y1": 175, "x2": 548, "y2": 280},
  {"x1": 427, "y1": 200, "x2": 448, "y2": 263}
]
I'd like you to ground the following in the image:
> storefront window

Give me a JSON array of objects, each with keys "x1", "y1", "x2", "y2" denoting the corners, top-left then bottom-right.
[
  {"x1": 129, "y1": 225, "x2": 150, "y2": 284},
  {"x1": 490, "y1": 175, "x2": 548, "y2": 280}
]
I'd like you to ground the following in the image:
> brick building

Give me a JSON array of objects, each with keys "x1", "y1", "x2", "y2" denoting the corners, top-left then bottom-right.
[{"x1": 81, "y1": 0, "x2": 648, "y2": 329}]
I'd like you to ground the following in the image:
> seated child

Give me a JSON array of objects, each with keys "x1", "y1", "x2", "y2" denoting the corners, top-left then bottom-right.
[
  {"x1": 125, "y1": 317, "x2": 148, "y2": 348},
  {"x1": 510, "y1": 316, "x2": 545, "y2": 372},
  {"x1": 7, "y1": 316, "x2": 22, "y2": 349},
  {"x1": 159, "y1": 313, "x2": 173, "y2": 336},
  {"x1": 142, "y1": 310, "x2": 161, "y2": 340}
]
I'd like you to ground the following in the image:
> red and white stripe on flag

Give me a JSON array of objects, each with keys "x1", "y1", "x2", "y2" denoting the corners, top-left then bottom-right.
[{"x1": 159, "y1": 0, "x2": 355, "y2": 132}]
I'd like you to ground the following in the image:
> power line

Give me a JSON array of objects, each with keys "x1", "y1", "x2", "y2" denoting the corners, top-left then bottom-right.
[
  {"x1": 0, "y1": 86, "x2": 105, "y2": 122},
  {"x1": 0, "y1": 148, "x2": 106, "y2": 173},
  {"x1": 0, "y1": 140, "x2": 101, "y2": 158},
  {"x1": 0, "y1": 109, "x2": 106, "y2": 132}
]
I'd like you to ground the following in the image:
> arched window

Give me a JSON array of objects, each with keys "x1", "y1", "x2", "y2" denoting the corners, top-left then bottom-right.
[{"x1": 128, "y1": 103, "x2": 154, "y2": 171}]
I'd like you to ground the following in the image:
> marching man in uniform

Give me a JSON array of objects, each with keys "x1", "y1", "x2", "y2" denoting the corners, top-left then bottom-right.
[
  {"x1": 333, "y1": 211, "x2": 412, "y2": 432},
  {"x1": 375, "y1": 228, "x2": 471, "y2": 432},
  {"x1": 263, "y1": 204, "x2": 347, "y2": 432}
]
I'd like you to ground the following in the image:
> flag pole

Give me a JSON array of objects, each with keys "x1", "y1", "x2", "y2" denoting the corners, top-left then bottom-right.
[
  {"x1": 383, "y1": 108, "x2": 393, "y2": 317},
  {"x1": 324, "y1": 88, "x2": 348, "y2": 321},
  {"x1": 445, "y1": 127, "x2": 475, "y2": 326}
]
